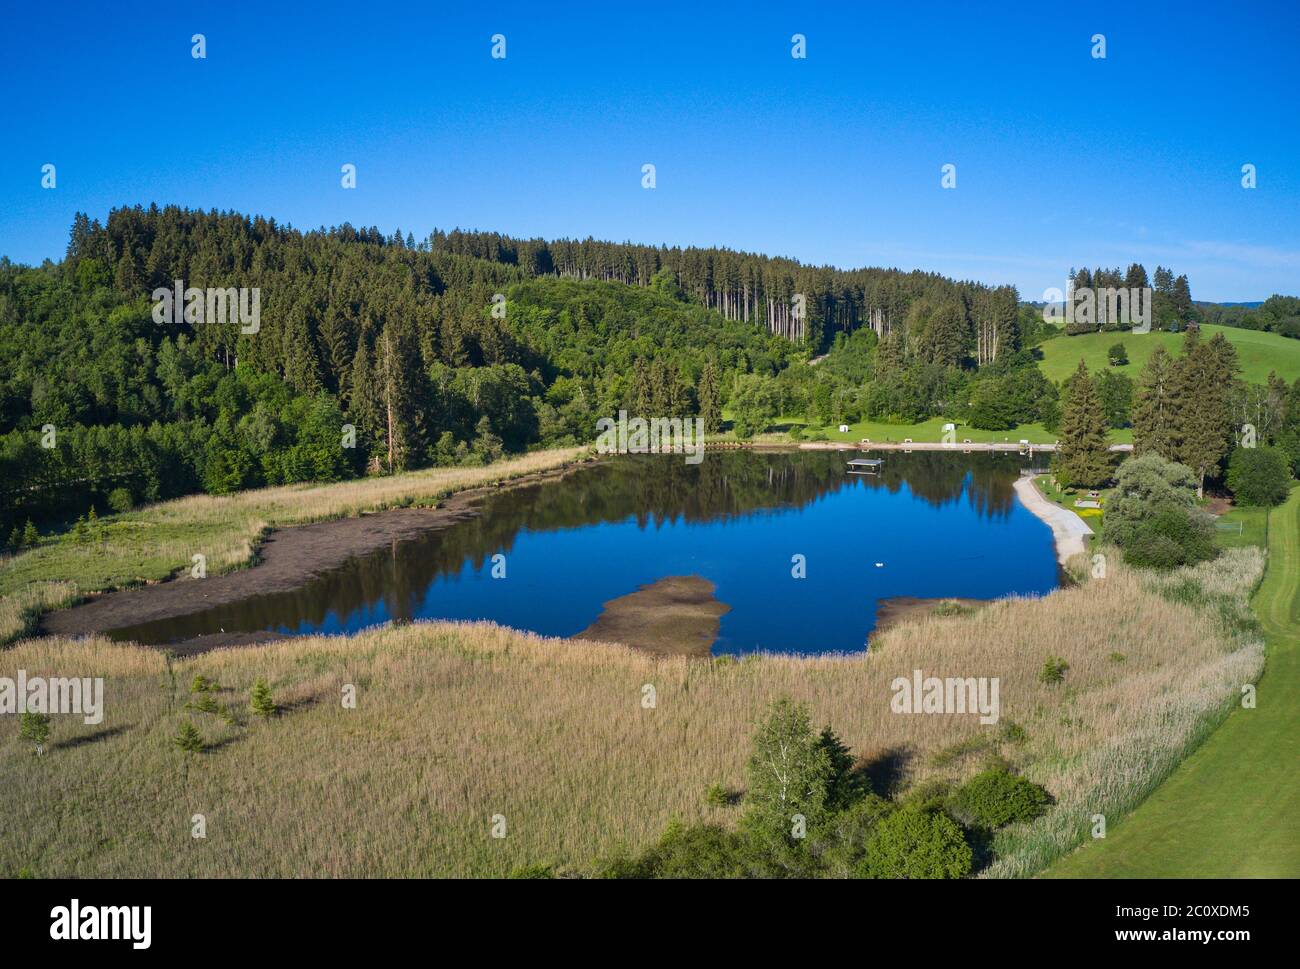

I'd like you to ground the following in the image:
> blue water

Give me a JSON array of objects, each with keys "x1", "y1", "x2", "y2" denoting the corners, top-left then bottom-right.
[{"x1": 111, "y1": 451, "x2": 1060, "y2": 655}]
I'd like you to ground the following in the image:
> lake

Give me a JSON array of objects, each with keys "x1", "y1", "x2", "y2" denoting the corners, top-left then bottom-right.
[{"x1": 109, "y1": 450, "x2": 1061, "y2": 655}]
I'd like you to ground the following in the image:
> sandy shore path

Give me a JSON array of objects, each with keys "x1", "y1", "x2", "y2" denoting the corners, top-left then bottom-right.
[{"x1": 1012, "y1": 476, "x2": 1093, "y2": 565}]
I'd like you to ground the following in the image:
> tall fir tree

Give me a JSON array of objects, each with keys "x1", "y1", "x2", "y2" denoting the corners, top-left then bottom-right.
[
  {"x1": 1132, "y1": 345, "x2": 1179, "y2": 459},
  {"x1": 1174, "y1": 331, "x2": 1237, "y2": 497},
  {"x1": 1054, "y1": 360, "x2": 1113, "y2": 488},
  {"x1": 697, "y1": 361, "x2": 721, "y2": 433}
]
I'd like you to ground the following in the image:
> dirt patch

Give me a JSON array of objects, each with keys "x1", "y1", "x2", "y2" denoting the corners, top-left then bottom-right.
[
  {"x1": 871, "y1": 596, "x2": 990, "y2": 640},
  {"x1": 39, "y1": 466, "x2": 579, "y2": 652},
  {"x1": 572, "y1": 575, "x2": 730, "y2": 658},
  {"x1": 1203, "y1": 496, "x2": 1233, "y2": 516}
]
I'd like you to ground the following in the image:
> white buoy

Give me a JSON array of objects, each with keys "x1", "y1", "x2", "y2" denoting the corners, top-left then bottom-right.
[{"x1": 874, "y1": 562, "x2": 884, "y2": 568}]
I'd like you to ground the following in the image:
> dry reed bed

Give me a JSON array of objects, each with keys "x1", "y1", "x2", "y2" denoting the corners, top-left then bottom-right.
[{"x1": 0, "y1": 548, "x2": 1263, "y2": 878}]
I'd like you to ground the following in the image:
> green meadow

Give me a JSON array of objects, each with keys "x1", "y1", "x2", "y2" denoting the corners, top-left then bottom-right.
[{"x1": 1037, "y1": 323, "x2": 1300, "y2": 385}]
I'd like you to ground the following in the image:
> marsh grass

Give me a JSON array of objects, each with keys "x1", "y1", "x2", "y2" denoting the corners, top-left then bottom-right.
[
  {"x1": 0, "y1": 548, "x2": 1262, "y2": 878},
  {"x1": 0, "y1": 449, "x2": 587, "y2": 645}
]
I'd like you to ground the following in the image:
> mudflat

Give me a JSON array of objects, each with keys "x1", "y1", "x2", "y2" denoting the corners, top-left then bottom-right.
[
  {"x1": 871, "y1": 595, "x2": 990, "y2": 640},
  {"x1": 572, "y1": 575, "x2": 730, "y2": 658},
  {"x1": 40, "y1": 468, "x2": 576, "y2": 652}
]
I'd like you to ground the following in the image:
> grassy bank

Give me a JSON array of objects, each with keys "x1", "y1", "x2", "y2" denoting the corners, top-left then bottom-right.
[
  {"x1": 0, "y1": 448, "x2": 588, "y2": 646},
  {"x1": 1045, "y1": 487, "x2": 1299, "y2": 877},
  {"x1": 2, "y1": 548, "x2": 1262, "y2": 878}
]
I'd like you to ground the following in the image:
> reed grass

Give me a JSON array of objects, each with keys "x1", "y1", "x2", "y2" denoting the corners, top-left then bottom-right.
[{"x1": 0, "y1": 547, "x2": 1262, "y2": 878}]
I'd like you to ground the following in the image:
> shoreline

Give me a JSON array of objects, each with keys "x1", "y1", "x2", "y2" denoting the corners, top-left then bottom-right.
[
  {"x1": 730, "y1": 439, "x2": 1133, "y2": 453},
  {"x1": 1012, "y1": 475, "x2": 1094, "y2": 565},
  {"x1": 38, "y1": 462, "x2": 589, "y2": 653}
]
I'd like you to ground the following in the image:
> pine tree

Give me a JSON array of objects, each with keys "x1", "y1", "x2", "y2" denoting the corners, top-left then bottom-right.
[
  {"x1": 250, "y1": 678, "x2": 277, "y2": 718},
  {"x1": 1132, "y1": 346, "x2": 1178, "y2": 459},
  {"x1": 1054, "y1": 361, "x2": 1113, "y2": 488},
  {"x1": 173, "y1": 721, "x2": 204, "y2": 753},
  {"x1": 697, "y1": 361, "x2": 721, "y2": 433}
]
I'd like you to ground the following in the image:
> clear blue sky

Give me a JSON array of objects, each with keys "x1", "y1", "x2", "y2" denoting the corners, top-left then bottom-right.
[{"x1": 2, "y1": 0, "x2": 1297, "y2": 301}]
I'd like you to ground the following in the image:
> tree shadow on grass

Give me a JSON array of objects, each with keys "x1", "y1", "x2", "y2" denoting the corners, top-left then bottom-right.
[
  {"x1": 50, "y1": 725, "x2": 129, "y2": 751},
  {"x1": 857, "y1": 746, "x2": 913, "y2": 799}
]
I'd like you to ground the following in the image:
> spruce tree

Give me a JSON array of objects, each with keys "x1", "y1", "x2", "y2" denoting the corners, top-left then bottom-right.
[
  {"x1": 697, "y1": 361, "x2": 721, "y2": 433},
  {"x1": 631, "y1": 358, "x2": 652, "y2": 416},
  {"x1": 1132, "y1": 346, "x2": 1178, "y2": 459},
  {"x1": 1174, "y1": 332, "x2": 1237, "y2": 497},
  {"x1": 1054, "y1": 361, "x2": 1112, "y2": 488},
  {"x1": 173, "y1": 721, "x2": 204, "y2": 753},
  {"x1": 250, "y1": 678, "x2": 277, "y2": 718}
]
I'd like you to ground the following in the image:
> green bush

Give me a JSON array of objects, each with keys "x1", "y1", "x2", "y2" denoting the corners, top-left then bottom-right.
[
  {"x1": 507, "y1": 863, "x2": 555, "y2": 879},
  {"x1": 948, "y1": 768, "x2": 1052, "y2": 829},
  {"x1": 1124, "y1": 507, "x2": 1217, "y2": 568},
  {"x1": 1226, "y1": 446, "x2": 1291, "y2": 507},
  {"x1": 19, "y1": 712, "x2": 51, "y2": 751},
  {"x1": 861, "y1": 807, "x2": 972, "y2": 879},
  {"x1": 811, "y1": 794, "x2": 896, "y2": 878},
  {"x1": 635, "y1": 821, "x2": 758, "y2": 878},
  {"x1": 1107, "y1": 455, "x2": 1218, "y2": 568},
  {"x1": 107, "y1": 487, "x2": 134, "y2": 514}
]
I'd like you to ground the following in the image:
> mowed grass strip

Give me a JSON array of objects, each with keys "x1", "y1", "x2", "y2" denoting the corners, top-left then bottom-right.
[
  {"x1": 1046, "y1": 487, "x2": 1300, "y2": 878},
  {"x1": 1, "y1": 549, "x2": 1263, "y2": 878}
]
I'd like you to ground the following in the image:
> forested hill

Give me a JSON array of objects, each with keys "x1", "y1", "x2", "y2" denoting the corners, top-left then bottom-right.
[
  {"x1": 0, "y1": 204, "x2": 1262, "y2": 542},
  {"x1": 0, "y1": 205, "x2": 1034, "y2": 534}
]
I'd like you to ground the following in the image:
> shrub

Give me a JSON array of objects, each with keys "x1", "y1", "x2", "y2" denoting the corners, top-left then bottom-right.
[
  {"x1": 19, "y1": 712, "x2": 51, "y2": 752},
  {"x1": 107, "y1": 487, "x2": 134, "y2": 514},
  {"x1": 1125, "y1": 507, "x2": 1217, "y2": 568},
  {"x1": 636, "y1": 821, "x2": 757, "y2": 878},
  {"x1": 250, "y1": 678, "x2": 277, "y2": 718},
  {"x1": 1108, "y1": 342, "x2": 1128, "y2": 365},
  {"x1": 948, "y1": 768, "x2": 1052, "y2": 830},
  {"x1": 1226, "y1": 446, "x2": 1291, "y2": 507},
  {"x1": 1107, "y1": 455, "x2": 1218, "y2": 567},
  {"x1": 811, "y1": 794, "x2": 896, "y2": 878},
  {"x1": 507, "y1": 863, "x2": 555, "y2": 879},
  {"x1": 1039, "y1": 656, "x2": 1069, "y2": 684},
  {"x1": 861, "y1": 807, "x2": 972, "y2": 879}
]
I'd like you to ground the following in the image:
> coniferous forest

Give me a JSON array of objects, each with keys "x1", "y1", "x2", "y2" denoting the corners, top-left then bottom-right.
[{"x1": 2, "y1": 205, "x2": 1297, "y2": 538}]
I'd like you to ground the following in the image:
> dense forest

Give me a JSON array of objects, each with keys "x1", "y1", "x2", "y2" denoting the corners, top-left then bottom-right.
[{"x1": 0, "y1": 205, "x2": 1292, "y2": 539}]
